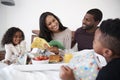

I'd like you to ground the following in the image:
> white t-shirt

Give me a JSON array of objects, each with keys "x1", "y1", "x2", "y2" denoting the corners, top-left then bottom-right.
[{"x1": 52, "y1": 28, "x2": 72, "y2": 49}]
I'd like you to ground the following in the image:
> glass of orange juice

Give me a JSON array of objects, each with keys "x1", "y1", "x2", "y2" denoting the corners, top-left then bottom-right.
[{"x1": 64, "y1": 53, "x2": 73, "y2": 63}]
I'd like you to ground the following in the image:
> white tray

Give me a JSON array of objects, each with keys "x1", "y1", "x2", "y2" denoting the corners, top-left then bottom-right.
[{"x1": 13, "y1": 63, "x2": 68, "y2": 71}]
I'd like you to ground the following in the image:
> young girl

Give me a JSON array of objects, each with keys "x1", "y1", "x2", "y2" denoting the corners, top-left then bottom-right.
[{"x1": 1, "y1": 27, "x2": 26, "y2": 65}]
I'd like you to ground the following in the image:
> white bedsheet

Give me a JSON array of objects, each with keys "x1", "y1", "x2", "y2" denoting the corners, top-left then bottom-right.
[
  {"x1": 0, "y1": 63, "x2": 67, "y2": 80},
  {"x1": 0, "y1": 49, "x2": 107, "y2": 80}
]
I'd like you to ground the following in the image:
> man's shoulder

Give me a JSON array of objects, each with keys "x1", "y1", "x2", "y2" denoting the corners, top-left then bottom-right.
[{"x1": 75, "y1": 27, "x2": 84, "y2": 33}]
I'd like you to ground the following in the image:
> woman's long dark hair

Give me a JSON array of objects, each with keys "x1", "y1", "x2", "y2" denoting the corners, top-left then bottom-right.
[{"x1": 39, "y1": 12, "x2": 67, "y2": 42}]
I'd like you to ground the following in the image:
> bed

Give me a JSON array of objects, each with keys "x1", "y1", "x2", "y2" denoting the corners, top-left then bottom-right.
[
  {"x1": 0, "y1": 63, "x2": 67, "y2": 80},
  {"x1": 0, "y1": 49, "x2": 107, "y2": 80}
]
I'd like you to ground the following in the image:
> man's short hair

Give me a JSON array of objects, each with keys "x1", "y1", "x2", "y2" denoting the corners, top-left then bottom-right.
[{"x1": 87, "y1": 8, "x2": 103, "y2": 22}]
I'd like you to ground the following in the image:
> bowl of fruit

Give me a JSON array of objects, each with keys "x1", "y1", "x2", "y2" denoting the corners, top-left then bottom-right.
[{"x1": 32, "y1": 55, "x2": 49, "y2": 65}]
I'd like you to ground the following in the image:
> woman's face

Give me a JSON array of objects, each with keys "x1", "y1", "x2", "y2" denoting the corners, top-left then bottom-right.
[
  {"x1": 13, "y1": 31, "x2": 23, "y2": 45},
  {"x1": 45, "y1": 15, "x2": 60, "y2": 33}
]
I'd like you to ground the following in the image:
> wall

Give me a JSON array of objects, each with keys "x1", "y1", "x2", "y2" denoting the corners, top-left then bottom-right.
[{"x1": 0, "y1": 0, "x2": 120, "y2": 51}]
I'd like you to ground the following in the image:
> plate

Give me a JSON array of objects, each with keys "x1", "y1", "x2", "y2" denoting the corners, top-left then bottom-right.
[
  {"x1": 32, "y1": 59, "x2": 49, "y2": 65},
  {"x1": 13, "y1": 63, "x2": 68, "y2": 71}
]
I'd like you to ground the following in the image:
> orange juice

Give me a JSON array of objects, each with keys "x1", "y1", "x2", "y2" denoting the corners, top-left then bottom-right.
[{"x1": 64, "y1": 53, "x2": 73, "y2": 63}]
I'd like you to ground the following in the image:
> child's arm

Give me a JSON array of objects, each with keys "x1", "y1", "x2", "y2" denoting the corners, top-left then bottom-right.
[
  {"x1": 59, "y1": 65, "x2": 75, "y2": 80},
  {"x1": 4, "y1": 45, "x2": 11, "y2": 59},
  {"x1": 3, "y1": 44, "x2": 17, "y2": 64},
  {"x1": 20, "y1": 40, "x2": 26, "y2": 54}
]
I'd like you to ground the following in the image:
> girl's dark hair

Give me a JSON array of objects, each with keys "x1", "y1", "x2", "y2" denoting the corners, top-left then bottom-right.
[
  {"x1": 99, "y1": 18, "x2": 120, "y2": 56},
  {"x1": 1, "y1": 27, "x2": 25, "y2": 46},
  {"x1": 39, "y1": 12, "x2": 67, "y2": 42}
]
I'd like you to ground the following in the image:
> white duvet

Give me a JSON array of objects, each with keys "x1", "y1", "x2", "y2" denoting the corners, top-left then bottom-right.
[
  {"x1": 0, "y1": 63, "x2": 66, "y2": 80},
  {"x1": 0, "y1": 49, "x2": 106, "y2": 80}
]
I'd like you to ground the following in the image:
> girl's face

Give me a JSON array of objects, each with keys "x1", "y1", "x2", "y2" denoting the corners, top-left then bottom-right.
[
  {"x1": 45, "y1": 15, "x2": 60, "y2": 33},
  {"x1": 93, "y1": 29, "x2": 104, "y2": 55},
  {"x1": 13, "y1": 31, "x2": 23, "y2": 45}
]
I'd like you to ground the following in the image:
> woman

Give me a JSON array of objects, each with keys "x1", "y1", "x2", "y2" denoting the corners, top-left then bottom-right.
[{"x1": 39, "y1": 12, "x2": 73, "y2": 50}]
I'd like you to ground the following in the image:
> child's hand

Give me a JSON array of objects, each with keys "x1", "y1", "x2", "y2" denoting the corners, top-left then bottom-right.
[
  {"x1": 59, "y1": 65, "x2": 75, "y2": 80},
  {"x1": 4, "y1": 60, "x2": 11, "y2": 65}
]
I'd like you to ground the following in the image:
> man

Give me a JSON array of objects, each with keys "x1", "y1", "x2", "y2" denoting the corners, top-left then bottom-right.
[{"x1": 74, "y1": 8, "x2": 103, "y2": 51}]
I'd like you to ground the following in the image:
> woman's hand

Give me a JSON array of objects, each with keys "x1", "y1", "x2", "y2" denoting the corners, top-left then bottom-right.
[
  {"x1": 44, "y1": 43, "x2": 59, "y2": 54},
  {"x1": 59, "y1": 65, "x2": 75, "y2": 80},
  {"x1": 47, "y1": 46, "x2": 59, "y2": 55}
]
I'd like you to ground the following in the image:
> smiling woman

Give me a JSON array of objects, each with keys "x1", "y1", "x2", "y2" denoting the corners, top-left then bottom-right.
[{"x1": 39, "y1": 12, "x2": 73, "y2": 50}]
